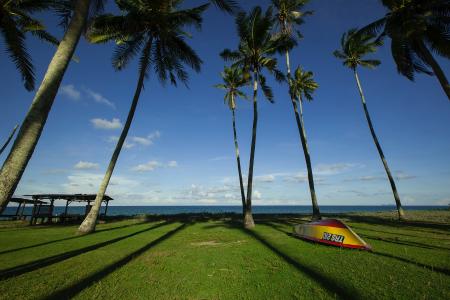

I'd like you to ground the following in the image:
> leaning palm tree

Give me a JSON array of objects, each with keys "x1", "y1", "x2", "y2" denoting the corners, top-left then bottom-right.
[
  {"x1": 359, "y1": 0, "x2": 450, "y2": 101},
  {"x1": 288, "y1": 67, "x2": 321, "y2": 219},
  {"x1": 214, "y1": 66, "x2": 250, "y2": 216},
  {"x1": 221, "y1": 6, "x2": 293, "y2": 228},
  {"x1": 0, "y1": 0, "x2": 97, "y2": 215},
  {"x1": 334, "y1": 28, "x2": 406, "y2": 220},
  {"x1": 78, "y1": 0, "x2": 209, "y2": 234},
  {"x1": 1, "y1": 0, "x2": 59, "y2": 91},
  {"x1": 271, "y1": 0, "x2": 322, "y2": 220},
  {"x1": 0, "y1": 0, "x2": 237, "y2": 216}
]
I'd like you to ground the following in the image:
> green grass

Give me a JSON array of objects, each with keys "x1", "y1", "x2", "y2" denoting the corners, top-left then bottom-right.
[{"x1": 0, "y1": 211, "x2": 449, "y2": 299}]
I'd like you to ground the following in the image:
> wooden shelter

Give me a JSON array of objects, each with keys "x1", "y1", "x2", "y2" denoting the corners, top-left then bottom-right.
[
  {"x1": 23, "y1": 194, "x2": 113, "y2": 224},
  {"x1": 3, "y1": 197, "x2": 47, "y2": 220}
]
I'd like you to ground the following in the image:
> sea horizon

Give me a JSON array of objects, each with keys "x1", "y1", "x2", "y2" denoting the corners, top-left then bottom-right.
[{"x1": 4, "y1": 205, "x2": 447, "y2": 217}]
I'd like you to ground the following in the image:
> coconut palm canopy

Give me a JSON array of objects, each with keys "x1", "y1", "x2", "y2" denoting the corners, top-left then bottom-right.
[
  {"x1": 289, "y1": 67, "x2": 318, "y2": 101},
  {"x1": 333, "y1": 28, "x2": 383, "y2": 71},
  {"x1": 358, "y1": 0, "x2": 450, "y2": 99},
  {"x1": 214, "y1": 66, "x2": 250, "y2": 109},
  {"x1": 1, "y1": 0, "x2": 449, "y2": 208},
  {"x1": 0, "y1": 0, "x2": 59, "y2": 91}
]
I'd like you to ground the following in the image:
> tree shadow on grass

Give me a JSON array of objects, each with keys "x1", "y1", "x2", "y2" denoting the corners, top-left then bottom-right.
[
  {"x1": 360, "y1": 234, "x2": 450, "y2": 251},
  {"x1": 0, "y1": 221, "x2": 171, "y2": 280},
  {"x1": 0, "y1": 221, "x2": 147, "y2": 255},
  {"x1": 349, "y1": 225, "x2": 450, "y2": 241},
  {"x1": 371, "y1": 251, "x2": 450, "y2": 276},
  {"x1": 207, "y1": 221, "x2": 362, "y2": 300},
  {"x1": 43, "y1": 223, "x2": 187, "y2": 300},
  {"x1": 335, "y1": 214, "x2": 450, "y2": 232},
  {"x1": 258, "y1": 221, "x2": 292, "y2": 235}
]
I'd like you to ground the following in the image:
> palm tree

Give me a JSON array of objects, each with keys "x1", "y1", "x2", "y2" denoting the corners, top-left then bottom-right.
[
  {"x1": 214, "y1": 66, "x2": 250, "y2": 216},
  {"x1": 359, "y1": 0, "x2": 450, "y2": 101},
  {"x1": 221, "y1": 6, "x2": 292, "y2": 228},
  {"x1": 78, "y1": 0, "x2": 209, "y2": 234},
  {"x1": 271, "y1": 0, "x2": 322, "y2": 220},
  {"x1": 288, "y1": 67, "x2": 321, "y2": 219},
  {"x1": 0, "y1": 0, "x2": 95, "y2": 215},
  {"x1": 334, "y1": 28, "x2": 406, "y2": 220},
  {"x1": 1, "y1": 0, "x2": 59, "y2": 91}
]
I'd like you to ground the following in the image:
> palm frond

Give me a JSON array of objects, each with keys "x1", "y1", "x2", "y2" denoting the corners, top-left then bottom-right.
[
  {"x1": 259, "y1": 74, "x2": 274, "y2": 102},
  {"x1": 209, "y1": 0, "x2": 239, "y2": 14},
  {"x1": 1, "y1": 14, "x2": 35, "y2": 90}
]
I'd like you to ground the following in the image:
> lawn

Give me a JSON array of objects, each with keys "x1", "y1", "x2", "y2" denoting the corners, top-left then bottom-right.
[{"x1": 0, "y1": 211, "x2": 449, "y2": 299}]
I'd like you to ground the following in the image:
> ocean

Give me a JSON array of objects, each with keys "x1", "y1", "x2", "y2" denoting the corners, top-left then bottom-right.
[{"x1": 2, "y1": 205, "x2": 447, "y2": 216}]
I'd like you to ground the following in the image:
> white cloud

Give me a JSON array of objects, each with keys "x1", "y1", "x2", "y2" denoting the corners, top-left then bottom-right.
[
  {"x1": 148, "y1": 131, "x2": 161, "y2": 140},
  {"x1": 132, "y1": 160, "x2": 178, "y2": 172},
  {"x1": 84, "y1": 88, "x2": 115, "y2": 109},
  {"x1": 167, "y1": 161, "x2": 178, "y2": 168},
  {"x1": 108, "y1": 131, "x2": 160, "y2": 149},
  {"x1": 130, "y1": 136, "x2": 152, "y2": 146},
  {"x1": 74, "y1": 161, "x2": 99, "y2": 170},
  {"x1": 395, "y1": 171, "x2": 416, "y2": 180},
  {"x1": 314, "y1": 163, "x2": 359, "y2": 176},
  {"x1": 209, "y1": 156, "x2": 232, "y2": 162},
  {"x1": 132, "y1": 161, "x2": 161, "y2": 172},
  {"x1": 358, "y1": 175, "x2": 381, "y2": 181},
  {"x1": 60, "y1": 84, "x2": 81, "y2": 100},
  {"x1": 91, "y1": 118, "x2": 122, "y2": 130},
  {"x1": 130, "y1": 131, "x2": 160, "y2": 146},
  {"x1": 254, "y1": 190, "x2": 262, "y2": 199},
  {"x1": 255, "y1": 175, "x2": 275, "y2": 183},
  {"x1": 352, "y1": 171, "x2": 416, "y2": 182},
  {"x1": 435, "y1": 198, "x2": 450, "y2": 205},
  {"x1": 108, "y1": 135, "x2": 135, "y2": 148},
  {"x1": 62, "y1": 172, "x2": 139, "y2": 194}
]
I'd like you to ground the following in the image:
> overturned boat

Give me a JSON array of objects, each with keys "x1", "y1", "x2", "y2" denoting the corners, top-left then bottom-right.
[{"x1": 293, "y1": 219, "x2": 372, "y2": 251}]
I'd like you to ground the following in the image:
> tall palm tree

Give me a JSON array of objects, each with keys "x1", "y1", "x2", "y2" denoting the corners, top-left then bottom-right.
[
  {"x1": 0, "y1": 0, "x2": 96, "y2": 215},
  {"x1": 214, "y1": 66, "x2": 250, "y2": 216},
  {"x1": 288, "y1": 66, "x2": 321, "y2": 219},
  {"x1": 0, "y1": 0, "x2": 236, "y2": 216},
  {"x1": 359, "y1": 0, "x2": 450, "y2": 101},
  {"x1": 221, "y1": 6, "x2": 292, "y2": 228},
  {"x1": 78, "y1": 0, "x2": 208, "y2": 234},
  {"x1": 271, "y1": 0, "x2": 322, "y2": 220},
  {"x1": 1, "y1": 0, "x2": 59, "y2": 91},
  {"x1": 334, "y1": 28, "x2": 406, "y2": 220}
]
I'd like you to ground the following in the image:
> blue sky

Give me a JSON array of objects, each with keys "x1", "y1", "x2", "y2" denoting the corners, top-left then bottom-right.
[{"x1": 1, "y1": 0, "x2": 449, "y2": 206}]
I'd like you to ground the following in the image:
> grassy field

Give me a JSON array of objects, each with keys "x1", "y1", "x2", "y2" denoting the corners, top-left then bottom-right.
[{"x1": 0, "y1": 210, "x2": 449, "y2": 299}]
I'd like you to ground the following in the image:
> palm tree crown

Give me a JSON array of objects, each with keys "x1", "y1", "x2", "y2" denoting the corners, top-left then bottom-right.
[
  {"x1": 220, "y1": 6, "x2": 294, "y2": 100},
  {"x1": 214, "y1": 66, "x2": 250, "y2": 110},
  {"x1": 87, "y1": 0, "x2": 209, "y2": 86},
  {"x1": 1, "y1": 0, "x2": 59, "y2": 91},
  {"x1": 359, "y1": 0, "x2": 449, "y2": 80},
  {"x1": 271, "y1": 0, "x2": 312, "y2": 39},
  {"x1": 333, "y1": 28, "x2": 383, "y2": 71},
  {"x1": 290, "y1": 66, "x2": 318, "y2": 101}
]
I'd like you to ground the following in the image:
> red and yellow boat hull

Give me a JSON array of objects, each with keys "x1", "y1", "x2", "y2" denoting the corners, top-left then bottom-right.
[{"x1": 293, "y1": 219, "x2": 372, "y2": 251}]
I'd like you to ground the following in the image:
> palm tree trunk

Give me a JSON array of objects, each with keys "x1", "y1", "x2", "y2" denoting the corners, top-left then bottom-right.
[
  {"x1": 231, "y1": 106, "x2": 246, "y2": 217},
  {"x1": 244, "y1": 72, "x2": 258, "y2": 229},
  {"x1": 354, "y1": 69, "x2": 405, "y2": 220},
  {"x1": 0, "y1": 124, "x2": 18, "y2": 156},
  {"x1": 285, "y1": 48, "x2": 321, "y2": 220},
  {"x1": 416, "y1": 40, "x2": 450, "y2": 101},
  {"x1": 77, "y1": 38, "x2": 153, "y2": 234},
  {"x1": 295, "y1": 96, "x2": 321, "y2": 220},
  {"x1": 0, "y1": 0, "x2": 91, "y2": 214}
]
